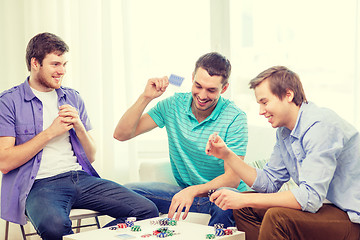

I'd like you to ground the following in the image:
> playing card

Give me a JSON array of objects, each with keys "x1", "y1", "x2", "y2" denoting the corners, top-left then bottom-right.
[{"x1": 169, "y1": 74, "x2": 184, "y2": 87}]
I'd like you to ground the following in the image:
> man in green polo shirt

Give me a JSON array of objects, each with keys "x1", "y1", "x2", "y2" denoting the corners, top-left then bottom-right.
[{"x1": 113, "y1": 52, "x2": 248, "y2": 227}]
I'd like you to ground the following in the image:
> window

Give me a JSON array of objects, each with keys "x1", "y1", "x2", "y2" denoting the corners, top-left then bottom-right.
[{"x1": 229, "y1": 0, "x2": 359, "y2": 128}]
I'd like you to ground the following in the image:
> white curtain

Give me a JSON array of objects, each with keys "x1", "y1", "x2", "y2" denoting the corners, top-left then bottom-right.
[{"x1": 0, "y1": 0, "x2": 133, "y2": 183}]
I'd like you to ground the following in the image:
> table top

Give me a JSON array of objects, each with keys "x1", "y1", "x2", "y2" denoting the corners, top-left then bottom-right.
[{"x1": 64, "y1": 217, "x2": 245, "y2": 240}]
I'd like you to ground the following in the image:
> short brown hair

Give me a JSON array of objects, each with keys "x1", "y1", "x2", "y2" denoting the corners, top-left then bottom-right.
[
  {"x1": 26, "y1": 32, "x2": 69, "y2": 71},
  {"x1": 193, "y1": 52, "x2": 231, "y2": 86},
  {"x1": 249, "y1": 66, "x2": 307, "y2": 106}
]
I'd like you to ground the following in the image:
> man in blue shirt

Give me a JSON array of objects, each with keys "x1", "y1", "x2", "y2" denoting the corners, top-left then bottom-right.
[
  {"x1": 0, "y1": 32, "x2": 158, "y2": 240},
  {"x1": 207, "y1": 66, "x2": 360, "y2": 240},
  {"x1": 114, "y1": 52, "x2": 248, "y2": 228}
]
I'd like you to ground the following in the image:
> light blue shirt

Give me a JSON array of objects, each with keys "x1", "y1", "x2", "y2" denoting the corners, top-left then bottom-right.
[
  {"x1": 252, "y1": 102, "x2": 360, "y2": 223},
  {"x1": 148, "y1": 92, "x2": 248, "y2": 191}
]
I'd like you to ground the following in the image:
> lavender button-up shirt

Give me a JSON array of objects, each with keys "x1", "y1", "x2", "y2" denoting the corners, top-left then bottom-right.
[{"x1": 0, "y1": 78, "x2": 99, "y2": 224}]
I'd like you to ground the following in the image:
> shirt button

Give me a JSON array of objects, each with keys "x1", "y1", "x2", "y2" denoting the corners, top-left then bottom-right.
[{"x1": 31, "y1": 176, "x2": 35, "y2": 180}]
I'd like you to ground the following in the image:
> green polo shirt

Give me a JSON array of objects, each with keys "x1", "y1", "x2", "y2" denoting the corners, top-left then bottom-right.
[{"x1": 148, "y1": 92, "x2": 248, "y2": 191}]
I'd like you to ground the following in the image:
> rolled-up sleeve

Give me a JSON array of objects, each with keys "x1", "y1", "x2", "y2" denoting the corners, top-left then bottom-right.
[{"x1": 291, "y1": 123, "x2": 341, "y2": 213}]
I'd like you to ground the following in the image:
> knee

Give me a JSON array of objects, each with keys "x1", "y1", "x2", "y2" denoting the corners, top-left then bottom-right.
[
  {"x1": 209, "y1": 205, "x2": 234, "y2": 228},
  {"x1": 263, "y1": 207, "x2": 293, "y2": 229},
  {"x1": 129, "y1": 198, "x2": 159, "y2": 220},
  {"x1": 142, "y1": 200, "x2": 159, "y2": 218},
  {"x1": 36, "y1": 214, "x2": 72, "y2": 240}
]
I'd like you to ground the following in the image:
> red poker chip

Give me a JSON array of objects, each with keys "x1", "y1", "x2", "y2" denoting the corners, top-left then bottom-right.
[{"x1": 141, "y1": 234, "x2": 152, "y2": 238}]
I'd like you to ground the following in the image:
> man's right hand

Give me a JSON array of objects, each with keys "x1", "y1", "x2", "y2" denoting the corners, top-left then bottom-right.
[
  {"x1": 47, "y1": 115, "x2": 74, "y2": 138},
  {"x1": 143, "y1": 76, "x2": 169, "y2": 100}
]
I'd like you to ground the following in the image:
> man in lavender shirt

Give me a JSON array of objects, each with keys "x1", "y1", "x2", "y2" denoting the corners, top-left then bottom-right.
[{"x1": 0, "y1": 32, "x2": 158, "y2": 240}]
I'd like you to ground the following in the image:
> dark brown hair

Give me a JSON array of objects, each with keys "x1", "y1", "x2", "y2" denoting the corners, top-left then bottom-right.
[
  {"x1": 249, "y1": 66, "x2": 307, "y2": 106},
  {"x1": 193, "y1": 52, "x2": 231, "y2": 86},
  {"x1": 26, "y1": 32, "x2": 69, "y2": 71}
]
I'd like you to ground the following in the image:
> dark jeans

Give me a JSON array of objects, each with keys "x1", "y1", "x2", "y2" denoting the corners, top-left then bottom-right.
[
  {"x1": 124, "y1": 182, "x2": 235, "y2": 228},
  {"x1": 234, "y1": 204, "x2": 360, "y2": 240},
  {"x1": 25, "y1": 171, "x2": 158, "y2": 240}
]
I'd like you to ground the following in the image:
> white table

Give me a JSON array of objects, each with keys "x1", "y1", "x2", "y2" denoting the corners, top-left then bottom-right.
[{"x1": 64, "y1": 216, "x2": 245, "y2": 240}]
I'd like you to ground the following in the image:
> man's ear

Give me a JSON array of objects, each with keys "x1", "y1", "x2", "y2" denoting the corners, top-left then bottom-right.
[
  {"x1": 286, "y1": 89, "x2": 295, "y2": 103},
  {"x1": 31, "y1": 57, "x2": 40, "y2": 71},
  {"x1": 221, "y1": 83, "x2": 229, "y2": 94}
]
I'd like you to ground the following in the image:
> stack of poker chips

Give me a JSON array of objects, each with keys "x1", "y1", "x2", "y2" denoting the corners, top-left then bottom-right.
[
  {"x1": 153, "y1": 227, "x2": 175, "y2": 238},
  {"x1": 152, "y1": 218, "x2": 178, "y2": 227},
  {"x1": 215, "y1": 228, "x2": 225, "y2": 237},
  {"x1": 206, "y1": 233, "x2": 216, "y2": 239},
  {"x1": 213, "y1": 223, "x2": 235, "y2": 236},
  {"x1": 125, "y1": 217, "x2": 137, "y2": 227},
  {"x1": 208, "y1": 189, "x2": 216, "y2": 198},
  {"x1": 131, "y1": 225, "x2": 141, "y2": 232},
  {"x1": 117, "y1": 223, "x2": 127, "y2": 229}
]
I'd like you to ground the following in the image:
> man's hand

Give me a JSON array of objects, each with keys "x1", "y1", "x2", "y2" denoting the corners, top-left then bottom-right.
[
  {"x1": 47, "y1": 115, "x2": 73, "y2": 138},
  {"x1": 58, "y1": 104, "x2": 85, "y2": 132},
  {"x1": 143, "y1": 77, "x2": 169, "y2": 100},
  {"x1": 205, "y1": 133, "x2": 231, "y2": 160},
  {"x1": 168, "y1": 186, "x2": 198, "y2": 221},
  {"x1": 209, "y1": 189, "x2": 244, "y2": 210}
]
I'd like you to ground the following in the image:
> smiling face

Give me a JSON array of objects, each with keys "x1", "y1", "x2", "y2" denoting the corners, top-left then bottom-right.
[
  {"x1": 255, "y1": 78, "x2": 299, "y2": 130},
  {"x1": 29, "y1": 52, "x2": 68, "y2": 92},
  {"x1": 191, "y1": 67, "x2": 228, "y2": 118}
]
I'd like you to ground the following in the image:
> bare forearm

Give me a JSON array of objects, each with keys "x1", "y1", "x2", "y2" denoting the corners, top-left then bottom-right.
[
  {"x1": 191, "y1": 170, "x2": 242, "y2": 197},
  {"x1": 0, "y1": 130, "x2": 54, "y2": 174},
  {"x1": 114, "y1": 94, "x2": 152, "y2": 141},
  {"x1": 75, "y1": 128, "x2": 96, "y2": 163},
  {"x1": 223, "y1": 151, "x2": 258, "y2": 187},
  {"x1": 245, "y1": 191, "x2": 301, "y2": 210}
]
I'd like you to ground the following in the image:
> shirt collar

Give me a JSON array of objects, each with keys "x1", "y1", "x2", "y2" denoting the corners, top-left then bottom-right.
[
  {"x1": 23, "y1": 77, "x2": 66, "y2": 101},
  {"x1": 280, "y1": 102, "x2": 310, "y2": 140}
]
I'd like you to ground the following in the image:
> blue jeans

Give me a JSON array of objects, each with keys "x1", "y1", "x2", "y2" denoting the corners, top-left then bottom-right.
[
  {"x1": 124, "y1": 182, "x2": 235, "y2": 228},
  {"x1": 25, "y1": 171, "x2": 158, "y2": 240}
]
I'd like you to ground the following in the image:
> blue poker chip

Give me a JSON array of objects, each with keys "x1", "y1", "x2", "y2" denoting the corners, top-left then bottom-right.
[{"x1": 215, "y1": 228, "x2": 225, "y2": 236}]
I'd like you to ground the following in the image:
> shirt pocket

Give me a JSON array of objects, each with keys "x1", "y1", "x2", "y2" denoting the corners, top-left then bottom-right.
[{"x1": 15, "y1": 124, "x2": 35, "y2": 135}]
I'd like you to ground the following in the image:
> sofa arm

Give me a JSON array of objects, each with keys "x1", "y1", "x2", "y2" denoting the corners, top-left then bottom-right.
[{"x1": 139, "y1": 158, "x2": 177, "y2": 185}]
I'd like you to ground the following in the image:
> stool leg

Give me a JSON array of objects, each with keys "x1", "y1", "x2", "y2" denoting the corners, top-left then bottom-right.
[
  {"x1": 5, "y1": 221, "x2": 9, "y2": 240},
  {"x1": 20, "y1": 225, "x2": 27, "y2": 240},
  {"x1": 76, "y1": 219, "x2": 81, "y2": 233},
  {"x1": 95, "y1": 216, "x2": 101, "y2": 229}
]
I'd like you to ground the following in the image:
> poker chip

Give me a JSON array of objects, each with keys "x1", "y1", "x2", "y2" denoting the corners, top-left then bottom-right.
[
  {"x1": 157, "y1": 232, "x2": 167, "y2": 238},
  {"x1": 215, "y1": 228, "x2": 225, "y2": 236},
  {"x1": 117, "y1": 223, "x2": 127, "y2": 228},
  {"x1": 125, "y1": 220, "x2": 135, "y2": 227},
  {"x1": 227, "y1": 226, "x2": 237, "y2": 232},
  {"x1": 131, "y1": 225, "x2": 141, "y2": 232},
  {"x1": 206, "y1": 233, "x2": 216, "y2": 239},
  {"x1": 224, "y1": 229, "x2": 233, "y2": 235},
  {"x1": 208, "y1": 189, "x2": 216, "y2": 198},
  {"x1": 214, "y1": 223, "x2": 224, "y2": 229},
  {"x1": 141, "y1": 234, "x2": 152, "y2": 238},
  {"x1": 168, "y1": 220, "x2": 177, "y2": 226},
  {"x1": 127, "y1": 217, "x2": 137, "y2": 222},
  {"x1": 158, "y1": 227, "x2": 169, "y2": 233},
  {"x1": 109, "y1": 226, "x2": 117, "y2": 230},
  {"x1": 150, "y1": 220, "x2": 159, "y2": 225}
]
